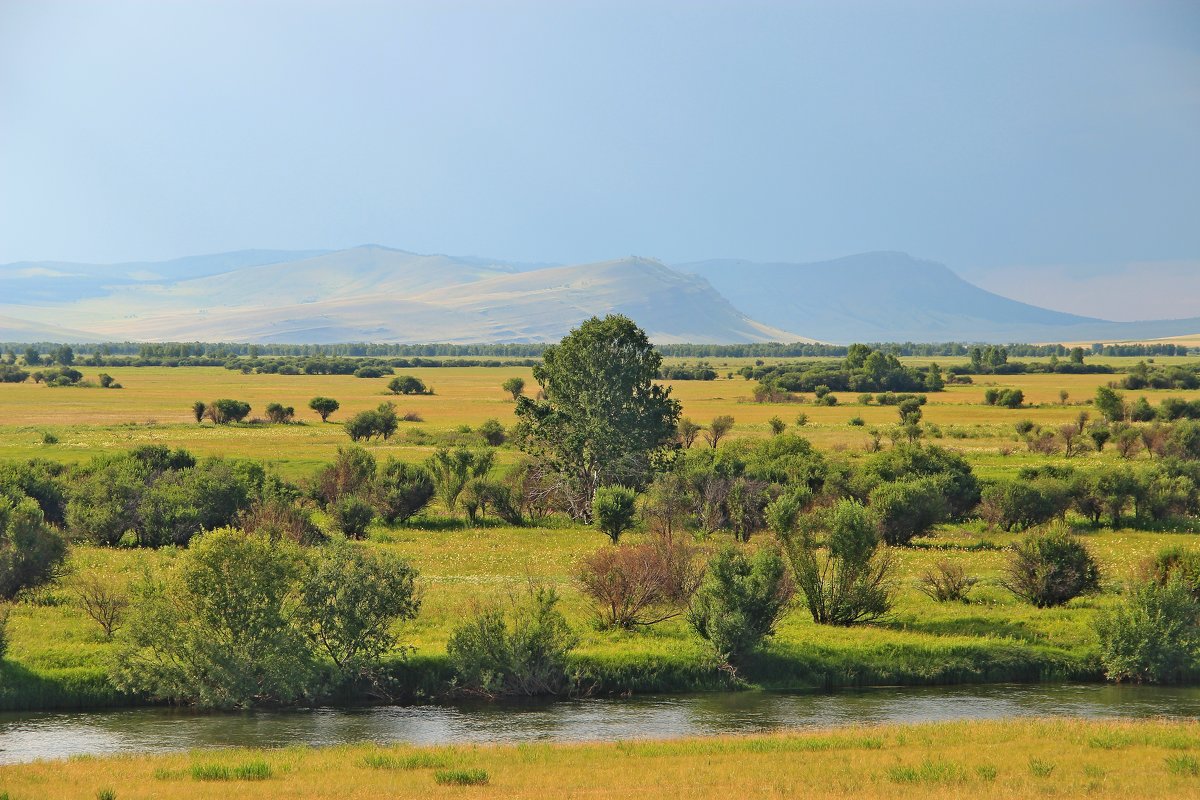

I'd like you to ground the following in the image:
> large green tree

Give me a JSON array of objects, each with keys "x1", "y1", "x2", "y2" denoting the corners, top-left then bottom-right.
[{"x1": 514, "y1": 315, "x2": 681, "y2": 520}]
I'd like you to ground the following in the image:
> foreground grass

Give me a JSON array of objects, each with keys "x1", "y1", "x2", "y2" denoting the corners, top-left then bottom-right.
[{"x1": 2, "y1": 718, "x2": 1199, "y2": 798}]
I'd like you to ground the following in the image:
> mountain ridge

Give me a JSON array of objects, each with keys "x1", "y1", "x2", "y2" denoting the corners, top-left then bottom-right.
[{"x1": 0, "y1": 247, "x2": 1195, "y2": 345}]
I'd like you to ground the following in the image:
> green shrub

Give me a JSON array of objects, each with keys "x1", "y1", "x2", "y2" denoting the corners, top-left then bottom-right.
[
  {"x1": 917, "y1": 559, "x2": 977, "y2": 603},
  {"x1": 296, "y1": 539, "x2": 420, "y2": 684},
  {"x1": 980, "y1": 480, "x2": 1061, "y2": 531},
  {"x1": 264, "y1": 402, "x2": 295, "y2": 424},
  {"x1": 447, "y1": 585, "x2": 577, "y2": 696},
  {"x1": 238, "y1": 497, "x2": 326, "y2": 546},
  {"x1": 428, "y1": 448, "x2": 494, "y2": 516},
  {"x1": 372, "y1": 459, "x2": 435, "y2": 524},
  {"x1": 687, "y1": 546, "x2": 793, "y2": 664},
  {"x1": 434, "y1": 769, "x2": 489, "y2": 786},
  {"x1": 478, "y1": 418, "x2": 507, "y2": 446},
  {"x1": 984, "y1": 388, "x2": 1025, "y2": 408},
  {"x1": 206, "y1": 398, "x2": 252, "y2": 424},
  {"x1": 1002, "y1": 527, "x2": 1100, "y2": 607},
  {"x1": 388, "y1": 375, "x2": 429, "y2": 395},
  {"x1": 869, "y1": 478, "x2": 946, "y2": 546},
  {"x1": 592, "y1": 486, "x2": 638, "y2": 543},
  {"x1": 97, "y1": 789, "x2": 117, "y2": 800},
  {"x1": 313, "y1": 445, "x2": 377, "y2": 506},
  {"x1": 67, "y1": 449, "x2": 261, "y2": 548},
  {"x1": 0, "y1": 458, "x2": 69, "y2": 525},
  {"x1": 0, "y1": 495, "x2": 68, "y2": 600},
  {"x1": 329, "y1": 495, "x2": 376, "y2": 540},
  {"x1": 112, "y1": 529, "x2": 316, "y2": 708},
  {"x1": 775, "y1": 497, "x2": 892, "y2": 626},
  {"x1": 1144, "y1": 547, "x2": 1200, "y2": 599},
  {"x1": 857, "y1": 445, "x2": 980, "y2": 519},
  {"x1": 1096, "y1": 580, "x2": 1200, "y2": 684}
]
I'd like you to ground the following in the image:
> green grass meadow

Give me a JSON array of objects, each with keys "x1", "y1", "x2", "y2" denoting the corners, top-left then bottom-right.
[{"x1": 2, "y1": 358, "x2": 1200, "y2": 709}]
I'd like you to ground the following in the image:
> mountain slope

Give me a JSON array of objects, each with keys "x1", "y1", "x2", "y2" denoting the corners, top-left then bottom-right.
[
  {"x1": 1, "y1": 251, "x2": 808, "y2": 344},
  {"x1": 678, "y1": 252, "x2": 1200, "y2": 343},
  {"x1": 0, "y1": 249, "x2": 329, "y2": 305},
  {"x1": 414, "y1": 258, "x2": 809, "y2": 343},
  {"x1": 2, "y1": 247, "x2": 1195, "y2": 345},
  {"x1": 0, "y1": 315, "x2": 96, "y2": 343}
]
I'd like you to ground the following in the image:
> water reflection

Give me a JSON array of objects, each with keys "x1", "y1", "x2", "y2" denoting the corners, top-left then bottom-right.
[{"x1": 2, "y1": 683, "x2": 1199, "y2": 765}]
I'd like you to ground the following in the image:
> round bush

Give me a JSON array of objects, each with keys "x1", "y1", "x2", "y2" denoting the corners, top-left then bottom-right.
[
  {"x1": 1096, "y1": 580, "x2": 1200, "y2": 684},
  {"x1": 1002, "y1": 526, "x2": 1100, "y2": 607}
]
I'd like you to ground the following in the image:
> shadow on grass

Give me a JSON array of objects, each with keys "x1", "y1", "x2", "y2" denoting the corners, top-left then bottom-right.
[
  {"x1": 878, "y1": 616, "x2": 1045, "y2": 644},
  {"x1": 0, "y1": 661, "x2": 138, "y2": 712}
]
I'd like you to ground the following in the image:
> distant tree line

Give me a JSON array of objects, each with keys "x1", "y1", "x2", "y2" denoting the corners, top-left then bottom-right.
[
  {"x1": 741, "y1": 345, "x2": 945, "y2": 394},
  {"x1": 1120, "y1": 361, "x2": 1200, "y2": 391},
  {"x1": 944, "y1": 345, "x2": 1114, "y2": 376},
  {"x1": 655, "y1": 342, "x2": 1194, "y2": 358},
  {"x1": 3, "y1": 340, "x2": 1193, "y2": 364}
]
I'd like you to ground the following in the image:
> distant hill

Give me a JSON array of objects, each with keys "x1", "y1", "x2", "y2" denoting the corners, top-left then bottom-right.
[
  {"x1": 1, "y1": 246, "x2": 1195, "y2": 345},
  {"x1": 0, "y1": 249, "x2": 330, "y2": 305},
  {"x1": 0, "y1": 248, "x2": 806, "y2": 344},
  {"x1": 0, "y1": 314, "x2": 96, "y2": 343},
  {"x1": 678, "y1": 252, "x2": 1200, "y2": 344}
]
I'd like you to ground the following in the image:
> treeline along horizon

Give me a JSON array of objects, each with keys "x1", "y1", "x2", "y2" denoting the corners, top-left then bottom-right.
[{"x1": 0, "y1": 339, "x2": 1194, "y2": 364}]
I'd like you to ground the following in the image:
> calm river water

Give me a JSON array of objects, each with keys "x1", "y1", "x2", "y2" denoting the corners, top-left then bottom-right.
[{"x1": 2, "y1": 683, "x2": 1199, "y2": 765}]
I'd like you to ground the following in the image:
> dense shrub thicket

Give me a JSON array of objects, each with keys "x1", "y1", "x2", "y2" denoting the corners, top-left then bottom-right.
[
  {"x1": 1096, "y1": 575, "x2": 1200, "y2": 684},
  {"x1": 67, "y1": 446, "x2": 275, "y2": 547},
  {"x1": 446, "y1": 586, "x2": 577, "y2": 696},
  {"x1": 111, "y1": 530, "x2": 420, "y2": 707},
  {"x1": 741, "y1": 345, "x2": 944, "y2": 394}
]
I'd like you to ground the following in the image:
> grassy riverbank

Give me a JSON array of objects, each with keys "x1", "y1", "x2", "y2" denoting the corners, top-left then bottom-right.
[
  {"x1": 5, "y1": 523, "x2": 1185, "y2": 711},
  {"x1": 2, "y1": 718, "x2": 1199, "y2": 798}
]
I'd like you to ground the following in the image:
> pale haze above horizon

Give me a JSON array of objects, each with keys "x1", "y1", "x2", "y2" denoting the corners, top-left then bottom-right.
[{"x1": 1, "y1": 0, "x2": 1197, "y2": 321}]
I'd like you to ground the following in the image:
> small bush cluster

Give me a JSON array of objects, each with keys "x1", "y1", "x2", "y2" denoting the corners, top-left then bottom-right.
[
  {"x1": 446, "y1": 585, "x2": 577, "y2": 696},
  {"x1": 1002, "y1": 526, "x2": 1100, "y2": 607},
  {"x1": 345, "y1": 402, "x2": 400, "y2": 442},
  {"x1": 387, "y1": 375, "x2": 431, "y2": 395},
  {"x1": 687, "y1": 546, "x2": 793, "y2": 664},
  {"x1": 983, "y1": 388, "x2": 1024, "y2": 408},
  {"x1": 576, "y1": 533, "x2": 702, "y2": 629},
  {"x1": 111, "y1": 530, "x2": 420, "y2": 707}
]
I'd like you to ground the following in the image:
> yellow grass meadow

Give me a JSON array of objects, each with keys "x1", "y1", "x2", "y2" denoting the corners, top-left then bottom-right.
[
  {"x1": 2, "y1": 357, "x2": 1198, "y2": 480},
  {"x1": 2, "y1": 718, "x2": 1200, "y2": 799}
]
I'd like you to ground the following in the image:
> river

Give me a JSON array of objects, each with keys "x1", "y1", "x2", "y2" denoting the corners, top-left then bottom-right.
[{"x1": 2, "y1": 683, "x2": 1199, "y2": 765}]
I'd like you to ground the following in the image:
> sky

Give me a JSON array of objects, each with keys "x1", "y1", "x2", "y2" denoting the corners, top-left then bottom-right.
[{"x1": 0, "y1": 0, "x2": 1197, "y2": 317}]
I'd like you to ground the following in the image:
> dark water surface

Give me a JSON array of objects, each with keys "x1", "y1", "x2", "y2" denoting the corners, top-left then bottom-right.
[{"x1": 3, "y1": 683, "x2": 1199, "y2": 765}]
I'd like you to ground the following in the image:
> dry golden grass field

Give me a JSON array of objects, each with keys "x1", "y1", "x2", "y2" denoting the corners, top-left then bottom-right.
[
  {"x1": 2, "y1": 356, "x2": 1197, "y2": 481},
  {"x1": 2, "y1": 718, "x2": 1199, "y2": 799}
]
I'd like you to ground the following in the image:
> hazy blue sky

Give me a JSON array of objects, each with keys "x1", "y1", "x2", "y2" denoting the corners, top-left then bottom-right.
[{"x1": 1, "y1": 0, "x2": 1197, "y2": 293}]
